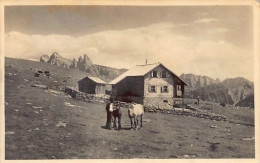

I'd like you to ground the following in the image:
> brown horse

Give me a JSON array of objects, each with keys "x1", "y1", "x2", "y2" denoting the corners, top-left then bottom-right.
[{"x1": 105, "y1": 102, "x2": 122, "y2": 130}]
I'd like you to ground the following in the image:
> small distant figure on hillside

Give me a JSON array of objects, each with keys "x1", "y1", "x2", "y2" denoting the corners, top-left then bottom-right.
[{"x1": 197, "y1": 96, "x2": 200, "y2": 106}]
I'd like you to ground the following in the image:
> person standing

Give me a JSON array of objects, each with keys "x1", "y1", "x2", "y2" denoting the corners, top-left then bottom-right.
[
  {"x1": 105, "y1": 98, "x2": 113, "y2": 130},
  {"x1": 197, "y1": 96, "x2": 200, "y2": 106}
]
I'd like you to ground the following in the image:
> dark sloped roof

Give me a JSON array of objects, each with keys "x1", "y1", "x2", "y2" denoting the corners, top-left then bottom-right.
[
  {"x1": 109, "y1": 62, "x2": 188, "y2": 85},
  {"x1": 79, "y1": 76, "x2": 106, "y2": 84}
]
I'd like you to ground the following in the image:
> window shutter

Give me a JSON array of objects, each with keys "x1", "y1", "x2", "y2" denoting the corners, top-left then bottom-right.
[
  {"x1": 159, "y1": 71, "x2": 162, "y2": 78},
  {"x1": 155, "y1": 86, "x2": 157, "y2": 92},
  {"x1": 161, "y1": 86, "x2": 163, "y2": 92},
  {"x1": 148, "y1": 85, "x2": 151, "y2": 92},
  {"x1": 150, "y1": 71, "x2": 153, "y2": 77}
]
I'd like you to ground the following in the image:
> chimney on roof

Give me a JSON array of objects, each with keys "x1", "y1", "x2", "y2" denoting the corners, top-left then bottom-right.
[{"x1": 145, "y1": 59, "x2": 147, "y2": 65}]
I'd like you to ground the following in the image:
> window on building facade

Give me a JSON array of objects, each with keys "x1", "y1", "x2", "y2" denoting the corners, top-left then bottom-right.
[
  {"x1": 160, "y1": 71, "x2": 167, "y2": 78},
  {"x1": 149, "y1": 85, "x2": 156, "y2": 92},
  {"x1": 151, "y1": 71, "x2": 157, "y2": 78},
  {"x1": 161, "y1": 86, "x2": 168, "y2": 92}
]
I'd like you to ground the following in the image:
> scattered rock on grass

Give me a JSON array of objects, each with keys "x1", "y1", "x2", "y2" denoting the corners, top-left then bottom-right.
[
  {"x1": 183, "y1": 154, "x2": 196, "y2": 158},
  {"x1": 31, "y1": 84, "x2": 47, "y2": 89},
  {"x1": 5, "y1": 131, "x2": 15, "y2": 135},
  {"x1": 242, "y1": 137, "x2": 255, "y2": 141},
  {"x1": 143, "y1": 119, "x2": 151, "y2": 122},
  {"x1": 169, "y1": 155, "x2": 178, "y2": 158},
  {"x1": 113, "y1": 147, "x2": 118, "y2": 151},
  {"x1": 56, "y1": 121, "x2": 67, "y2": 127},
  {"x1": 44, "y1": 89, "x2": 62, "y2": 96},
  {"x1": 32, "y1": 106, "x2": 42, "y2": 109},
  {"x1": 64, "y1": 102, "x2": 85, "y2": 109}
]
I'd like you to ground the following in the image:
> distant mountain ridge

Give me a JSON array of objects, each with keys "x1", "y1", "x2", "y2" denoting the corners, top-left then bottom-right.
[
  {"x1": 40, "y1": 52, "x2": 127, "y2": 81},
  {"x1": 181, "y1": 73, "x2": 254, "y2": 107},
  {"x1": 180, "y1": 73, "x2": 221, "y2": 89}
]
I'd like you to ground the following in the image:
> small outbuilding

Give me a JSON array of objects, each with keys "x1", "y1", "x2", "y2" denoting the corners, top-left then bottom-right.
[{"x1": 78, "y1": 76, "x2": 107, "y2": 94}]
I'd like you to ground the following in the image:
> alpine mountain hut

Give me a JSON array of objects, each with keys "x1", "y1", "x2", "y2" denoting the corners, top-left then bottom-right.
[{"x1": 109, "y1": 62, "x2": 188, "y2": 107}]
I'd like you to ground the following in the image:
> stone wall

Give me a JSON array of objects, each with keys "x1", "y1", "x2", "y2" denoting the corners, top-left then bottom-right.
[
  {"x1": 143, "y1": 97, "x2": 186, "y2": 111},
  {"x1": 143, "y1": 97, "x2": 174, "y2": 111},
  {"x1": 147, "y1": 105, "x2": 227, "y2": 121},
  {"x1": 111, "y1": 96, "x2": 185, "y2": 111}
]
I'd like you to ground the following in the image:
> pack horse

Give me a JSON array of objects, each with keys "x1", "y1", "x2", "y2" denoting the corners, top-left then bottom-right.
[{"x1": 128, "y1": 103, "x2": 144, "y2": 130}]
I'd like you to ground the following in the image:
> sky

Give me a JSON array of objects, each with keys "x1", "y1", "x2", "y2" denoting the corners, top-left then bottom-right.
[{"x1": 4, "y1": 6, "x2": 254, "y2": 81}]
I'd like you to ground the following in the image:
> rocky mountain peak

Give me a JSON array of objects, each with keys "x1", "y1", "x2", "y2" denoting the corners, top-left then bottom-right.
[
  {"x1": 78, "y1": 56, "x2": 83, "y2": 63},
  {"x1": 83, "y1": 54, "x2": 93, "y2": 65},
  {"x1": 40, "y1": 52, "x2": 72, "y2": 68},
  {"x1": 222, "y1": 77, "x2": 252, "y2": 89},
  {"x1": 70, "y1": 58, "x2": 77, "y2": 69},
  {"x1": 40, "y1": 54, "x2": 50, "y2": 63},
  {"x1": 77, "y1": 54, "x2": 93, "y2": 71},
  {"x1": 49, "y1": 52, "x2": 62, "y2": 59},
  {"x1": 180, "y1": 73, "x2": 221, "y2": 89}
]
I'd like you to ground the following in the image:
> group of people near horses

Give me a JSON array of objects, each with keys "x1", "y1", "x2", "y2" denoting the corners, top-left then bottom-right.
[{"x1": 105, "y1": 98, "x2": 144, "y2": 131}]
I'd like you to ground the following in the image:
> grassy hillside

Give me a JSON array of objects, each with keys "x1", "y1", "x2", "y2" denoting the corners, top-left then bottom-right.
[
  {"x1": 6, "y1": 57, "x2": 90, "y2": 89},
  {"x1": 5, "y1": 57, "x2": 255, "y2": 159}
]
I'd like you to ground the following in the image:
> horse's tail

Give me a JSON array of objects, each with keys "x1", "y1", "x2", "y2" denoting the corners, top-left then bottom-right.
[{"x1": 141, "y1": 105, "x2": 144, "y2": 115}]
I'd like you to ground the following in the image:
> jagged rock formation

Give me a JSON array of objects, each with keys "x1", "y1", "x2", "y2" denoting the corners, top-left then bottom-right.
[
  {"x1": 40, "y1": 53, "x2": 127, "y2": 81},
  {"x1": 70, "y1": 58, "x2": 78, "y2": 69},
  {"x1": 77, "y1": 54, "x2": 93, "y2": 70},
  {"x1": 40, "y1": 54, "x2": 50, "y2": 63},
  {"x1": 46, "y1": 52, "x2": 72, "y2": 68}
]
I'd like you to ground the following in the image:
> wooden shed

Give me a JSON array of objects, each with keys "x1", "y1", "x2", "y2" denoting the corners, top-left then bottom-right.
[{"x1": 78, "y1": 76, "x2": 107, "y2": 94}]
